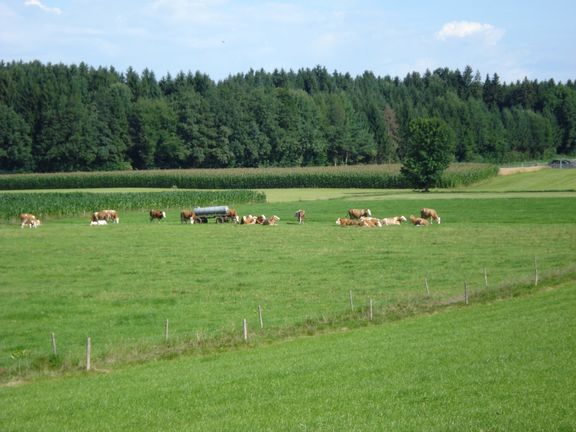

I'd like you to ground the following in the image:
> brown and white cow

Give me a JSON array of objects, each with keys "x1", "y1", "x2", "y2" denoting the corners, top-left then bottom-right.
[
  {"x1": 180, "y1": 210, "x2": 196, "y2": 224},
  {"x1": 255, "y1": 215, "x2": 267, "y2": 225},
  {"x1": 380, "y1": 215, "x2": 407, "y2": 226},
  {"x1": 226, "y1": 208, "x2": 240, "y2": 223},
  {"x1": 420, "y1": 208, "x2": 441, "y2": 224},
  {"x1": 348, "y1": 208, "x2": 371, "y2": 219},
  {"x1": 359, "y1": 217, "x2": 382, "y2": 227},
  {"x1": 92, "y1": 209, "x2": 119, "y2": 224},
  {"x1": 410, "y1": 215, "x2": 430, "y2": 226},
  {"x1": 336, "y1": 217, "x2": 361, "y2": 226},
  {"x1": 150, "y1": 210, "x2": 166, "y2": 221},
  {"x1": 20, "y1": 213, "x2": 40, "y2": 228},
  {"x1": 294, "y1": 209, "x2": 305, "y2": 224},
  {"x1": 241, "y1": 215, "x2": 257, "y2": 225},
  {"x1": 263, "y1": 215, "x2": 280, "y2": 225}
]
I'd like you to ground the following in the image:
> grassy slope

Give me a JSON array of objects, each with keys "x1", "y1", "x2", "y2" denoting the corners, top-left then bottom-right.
[
  {"x1": 465, "y1": 167, "x2": 576, "y2": 192},
  {"x1": 1, "y1": 281, "x2": 574, "y2": 431}
]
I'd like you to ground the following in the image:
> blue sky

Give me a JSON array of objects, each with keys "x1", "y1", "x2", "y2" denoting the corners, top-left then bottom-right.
[{"x1": 1, "y1": 0, "x2": 575, "y2": 83}]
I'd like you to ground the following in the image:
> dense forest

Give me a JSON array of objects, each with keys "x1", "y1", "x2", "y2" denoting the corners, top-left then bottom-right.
[{"x1": 0, "y1": 61, "x2": 575, "y2": 173}]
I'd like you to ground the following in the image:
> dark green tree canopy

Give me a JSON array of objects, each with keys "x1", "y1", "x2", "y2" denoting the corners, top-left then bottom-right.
[
  {"x1": 0, "y1": 61, "x2": 574, "y2": 173},
  {"x1": 401, "y1": 117, "x2": 454, "y2": 191}
]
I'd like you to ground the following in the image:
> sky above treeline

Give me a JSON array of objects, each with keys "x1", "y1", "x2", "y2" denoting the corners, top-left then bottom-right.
[{"x1": 1, "y1": 0, "x2": 575, "y2": 84}]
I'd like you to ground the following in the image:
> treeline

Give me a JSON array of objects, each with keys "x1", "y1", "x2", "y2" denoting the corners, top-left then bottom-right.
[{"x1": 0, "y1": 61, "x2": 575, "y2": 173}]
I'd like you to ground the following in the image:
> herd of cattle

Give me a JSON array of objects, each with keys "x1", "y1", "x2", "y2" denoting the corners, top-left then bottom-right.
[
  {"x1": 18, "y1": 207, "x2": 441, "y2": 228},
  {"x1": 336, "y1": 207, "x2": 441, "y2": 227}
]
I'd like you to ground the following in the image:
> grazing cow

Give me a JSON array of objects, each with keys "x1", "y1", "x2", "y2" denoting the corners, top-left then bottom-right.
[
  {"x1": 90, "y1": 219, "x2": 107, "y2": 226},
  {"x1": 263, "y1": 215, "x2": 280, "y2": 225},
  {"x1": 241, "y1": 215, "x2": 257, "y2": 225},
  {"x1": 180, "y1": 210, "x2": 196, "y2": 224},
  {"x1": 149, "y1": 210, "x2": 166, "y2": 222},
  {"x1": 420, "y1": 208, "x2": 441, "y2": 224},
  {"x1": 255, "y1": 215, "x2": 267, "y2": 225},
  {"x1": 348, "y1": 208, "x2": 371, "y2": 219},
  {"x1": 336, "y1": 217, "x2": 361, "y2": 226},
  {"x1": 410, "y1": 215, "x2": 430, "y2": 226},
  {"x1": 20, "y1": 213, "x2": 40, "y2": 228},
  {"x1": 380, "y1": 216, "x2": 407, "y2": 226},
  {"x1": 359, "y1": 217, "x2": 382, "y2": 227},
  {"x1": 294, "y1": 209, "x2": 305, "y2": 224},
  {"x1": 92, "y1": 209, "x2": 119, "y2": 224}
]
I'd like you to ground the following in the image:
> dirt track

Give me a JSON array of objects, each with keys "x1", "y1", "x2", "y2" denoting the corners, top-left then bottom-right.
[{"x1": 498, "y1": 166, "x2": 547, "y2": 176}]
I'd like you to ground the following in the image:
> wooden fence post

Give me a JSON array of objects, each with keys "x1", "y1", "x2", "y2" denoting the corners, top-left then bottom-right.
[
  {"x1": 369, "y1": 299, "x2": 373, "y2": 321},
  {"x1": 51, "y1": 332, "x2": 57, "y2": 356},
  {"x1": 86, "y1": 337, "x2": 91, "y2": 371},
  {"x1": 349, "y1": 290, "x2": 354, "y2": 311},
  {"x1": 534, "y1": 256, "x2": 539, "y2": 286},
  {"x1": 258, "y1": 305, "x2": 264, "y2": 329},
  {"x1": 164, "y1": 319, "x2": 169, "y2": 342},
  {"x1": 243, "y1": 319, "x2": 248, "y2": 341}
]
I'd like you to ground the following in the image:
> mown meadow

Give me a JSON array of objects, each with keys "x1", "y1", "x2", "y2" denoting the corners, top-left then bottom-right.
[{"x1": 1, "y1": 166, "x2": 575, "y2": 430}]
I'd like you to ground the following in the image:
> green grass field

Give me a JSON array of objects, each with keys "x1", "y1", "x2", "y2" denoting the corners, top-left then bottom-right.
[{"x1": 1, "y1": 167, "x2": 575, "y2": 430}]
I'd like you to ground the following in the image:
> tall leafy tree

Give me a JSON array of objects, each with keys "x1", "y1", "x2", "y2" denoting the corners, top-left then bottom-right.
[
  {"x1": 0, "y1": 103, "x2": 34, "y2": 171},
  {"x1": 401, "y1": 117, "x2": 454, "y2": 191}
]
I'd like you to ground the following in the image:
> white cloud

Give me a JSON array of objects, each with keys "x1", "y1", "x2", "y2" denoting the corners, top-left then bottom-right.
[
  {"x1": 24, "y1": 0, "x2": 62, "y2": 15},
  {"x1": 436, "y1": 21, "x2": 504, "y2": 45}
]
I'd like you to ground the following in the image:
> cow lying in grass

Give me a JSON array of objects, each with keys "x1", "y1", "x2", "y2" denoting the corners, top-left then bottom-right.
[
  {"x1": 410, "y1": 215, "x2": 429, "y2": 226},
  {"x1": 359, "y1": 217, "x2": 382, "y2": 227},
  {"x1": 336, "y1": 217, "x2": 361, "y2": 226},
  {"x1": 420, "y1": 208, "x2": 441, "y2": 224},
  {"x1": 380, "y1": 216, "x2": 407, "y2": 226},
  {"x1": 263, "y1": 215, "x2": 280, "y2": 225}
]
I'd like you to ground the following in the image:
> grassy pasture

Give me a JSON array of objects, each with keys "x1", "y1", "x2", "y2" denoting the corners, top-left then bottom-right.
[
  {"x1": 1, "y1": 279, "x2": 574, "y2": 431},
  {"x1": 0, "y1": 193, "x2": 575, "y2": 381}
]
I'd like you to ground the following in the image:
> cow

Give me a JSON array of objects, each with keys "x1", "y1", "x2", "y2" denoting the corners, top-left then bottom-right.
[
  {"x1": 294, "y1": 209, "x2": 305, "y2": 224},
  {"x1": 226, "y1": 208, "x2": 240, "y2": 223},
  {"x1": 241, "y1": 215, "x2": 257, "y2": 225},
  {"x1": 420, "y1": 208, "x2": 441, "y2": 224},
  {"x1": 180, "y1": 210, "x2": 196, "y2": 224},
  {"x1": 150, "y1": 210, "x2": 166, "y2": 222},
  {"x1": 263, "y1": 215, "x2": 280, "y2": 225},
  {"x1": 410, "y1": 215, "x2": 430, "y2": 226},
  {"x1": 336, "y1": 217, "x2": 361, "y2": 226},
  {"x1": 359, "y1": 217, "x2": 382, "y2": 227},
  {"x1": 255, "y1": 215, "x2": 267, "y2": 225},
  {"x1": 348, "y1": 208, "x2": 371, "y2": 219},
  {"x1": 380, "y1": 216, "x2": 407, "y2": 226},
  {"x1": 20, "y1": 213, "x2": 40, "y2": 228},
  {"x1": 92, "y1": 210, "x2": 119, "y2": 224}
]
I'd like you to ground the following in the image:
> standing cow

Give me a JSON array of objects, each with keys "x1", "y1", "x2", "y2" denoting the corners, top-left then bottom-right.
[
  {"x1": 294, "y1": 209, "x2": 305, "y2": 224},
  {"x1": 348, "y1": 208, "x2": 371, "y2": 219},
  {"x1": 150, "y1": 210, "x2": 166, "y2": 222},
  {"x1": 420, "y1": 208, "x2": 441, "y2": 224},
  {"x1": 20, "y1": 213, "x2": 40, "y2": 228}
]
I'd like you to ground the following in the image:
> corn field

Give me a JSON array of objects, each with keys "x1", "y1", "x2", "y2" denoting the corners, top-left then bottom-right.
[
  {"x1": 0, "y1": 164, "x2": 498, "y2": 191},
  {"x1": 0, "y1": 190, "x2": 265, "y2": 220}
]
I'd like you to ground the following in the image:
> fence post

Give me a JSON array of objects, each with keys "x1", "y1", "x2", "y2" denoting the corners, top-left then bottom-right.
[
  {"x1": 86, "y1": 337, "x2": 91, "y2": 371},
  {"x1": 464, "y1": 281, "x2": 469, "y2": 305},
  {"x1": 425, "y1": 277, "x2": 430, "y2": 297},
  {"x1": 369, "y1": 299, "x2": 373, "y2": 321},
  {"x1": 51, "y1": 332, "x2": 57, "y2": 356},
  {"x1": 484, "y1": 267, "x2": 488, "y2": 288},
  {"x1": 258, "y1": 305, "x2": 264, "y2": 329},
  {"x1": 349, "y1": 290, "x2": 354, "y2": 311},
  {"x1": 243, "y1": 319, "x2": 248, "y2": 342},
  {"x1": 534, "y1": 256, "x2": 539, "y2": 286},
  {"x1": 164, "y1": 319, "x2": 169, "y2": 342}
]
